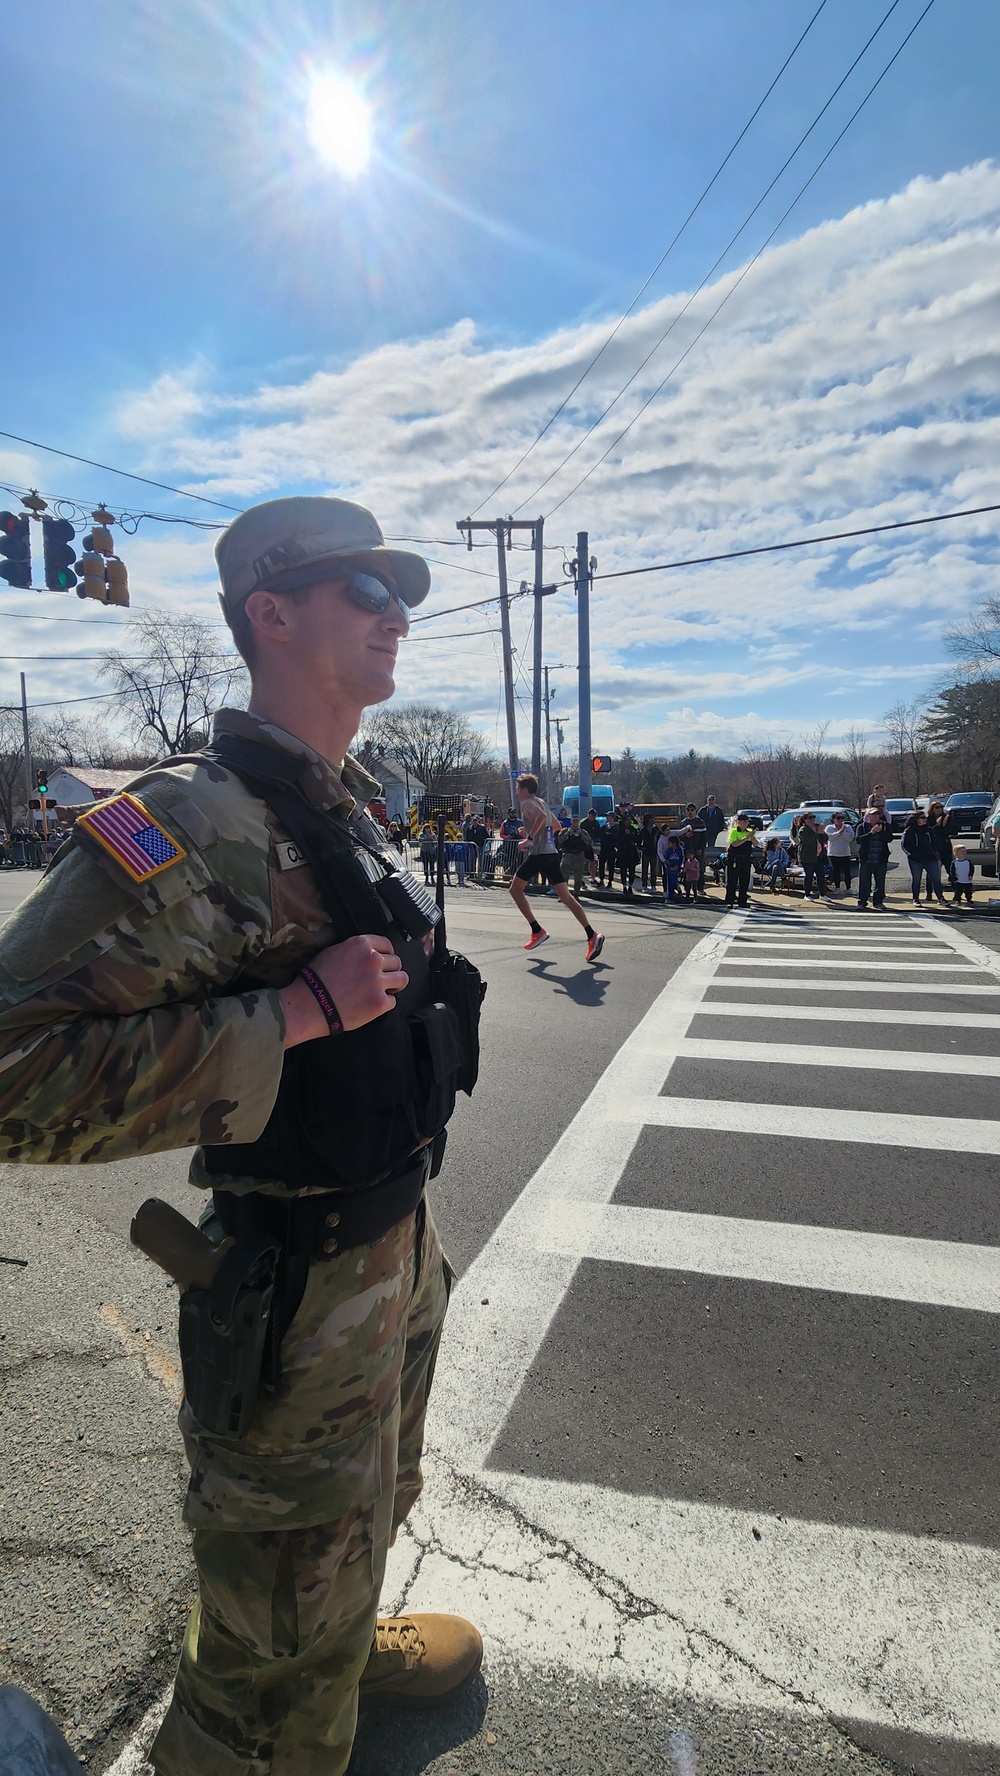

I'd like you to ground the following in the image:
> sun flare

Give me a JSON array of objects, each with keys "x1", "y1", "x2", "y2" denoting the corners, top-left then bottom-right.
[{"x1": 306, "y1": 72, "x2": 372, "y2": 177}]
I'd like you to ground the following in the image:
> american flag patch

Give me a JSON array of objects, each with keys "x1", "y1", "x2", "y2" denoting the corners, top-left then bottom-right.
[{"x1": 78, "y1": 792, "x2": 186, "y2": 884}]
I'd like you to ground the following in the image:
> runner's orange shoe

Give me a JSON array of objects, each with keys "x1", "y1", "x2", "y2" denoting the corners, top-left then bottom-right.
[
  {"x1": 585, "y1": 931, "x2": 605, "y2": 962},
  {"x1": 524, "y1": 929, "x2": 549, "y2": 950}
]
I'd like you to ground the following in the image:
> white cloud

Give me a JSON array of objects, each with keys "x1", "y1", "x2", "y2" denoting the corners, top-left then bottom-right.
[{"x1": 92, "y1": 161, "x2": 1000, "y2": 756}]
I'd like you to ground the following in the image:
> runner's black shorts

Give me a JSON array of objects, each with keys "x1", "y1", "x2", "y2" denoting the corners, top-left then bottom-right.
[{"x1": 514, "y1": 853, "x2": 565, "y2": 885}]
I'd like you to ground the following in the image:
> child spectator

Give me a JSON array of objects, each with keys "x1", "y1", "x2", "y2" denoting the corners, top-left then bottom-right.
[
  {"x1": 951, "y1": 845, "x2": 976, "y2": 906},
  {"x1": 763, "y1": 837, "x2": 789, "y2": 892},
  {"x1": 657, "y1": 828, "x2": 684, "y2": 902},
  {"x1": 682, "y1": 851, "x2": 702, "y2": 902},
  {"x1": 418, "y1": 822, "x2": 436, "y2": 884}
]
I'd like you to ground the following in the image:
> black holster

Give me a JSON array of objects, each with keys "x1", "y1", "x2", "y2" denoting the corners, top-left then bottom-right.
[{"x1": 177, "y1": 1234, "x2": 280, "y2": 1437}]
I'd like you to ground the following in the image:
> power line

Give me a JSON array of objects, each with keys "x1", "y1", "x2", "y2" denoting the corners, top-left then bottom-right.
[
  {"x1": 0, "y1": 431, "x2": 245, "y2": 513},
  {"x1": 410, "y1": 589, "x2": 532, "y2": 624},
  {"x1": 543, "y1": 0, "x2": 935, "y2": 519},
  {"x1": 2, "y1": 662, "x2": 242, "y2": 713},
  {"x1": 0, "y1": 653, "x2": 230, "y2": 662},
  {"x1": 468, "y1": 0, "x2": 831, "y2": 516},
  {"x1": 590, "y1": 499, "x2": 1000, "y2": 585},
  {"x1": 407, "y1": 626, "x2": 499, "y2": 643},
  {"x1": 0, "y1": 610, "x2": 135, "y2": 626},
  {"x1": 0, "y1": 484, "x2": 224, "y2": 532},
  {"x1": 518, "y1": 0, "x2": 907, "y2": 518}
]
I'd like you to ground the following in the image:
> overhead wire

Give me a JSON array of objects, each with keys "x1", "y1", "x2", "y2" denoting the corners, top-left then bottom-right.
[
  {"x1": 513, "y1": 0, "x2": 910, "y2": 518},
  {"x1": 9, "y1": 483, "x2": 975, "y2": 655},
  {"x1": 468, "y1": 0, "x2": 831, "y2": 515},
  {"x1": 2, "y1": 661, "x2": 243, "y2": 713},
  {"x1": 543, "y1": 0, "x2": 936, "y2": 519},
  {"x1": 588, "y1": 497, "x2": 1000, "y2": 584},
  {"x1": 0, "y1": 431, "x2": 244, "y2": 512}
]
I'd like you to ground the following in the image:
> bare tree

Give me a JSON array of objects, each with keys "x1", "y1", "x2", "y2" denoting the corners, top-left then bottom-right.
[
  {"x1": 0, "y1": 709, "x2": 58, "y2": 830},
  {"x1": 842, "y1": 727, "x2": 871, "y2": 812},
  {"x1": 801, "y1": 721, "x2": 830, "y2": 799},
  {"x1": 740, "y1": 739, "x2": 795, "y2": 815},
  {"x1": 364, "y1": 702, "x2": 494, "y2": 794},
  {"x1": 944, "y1": 594, "x2": 1000, "y2": 675},
  {"x1": 101, "y1": 612, "x2": 247, "y2": 756},
  {"x1": 882, "y1": 700, "x2": 929, "y2": 796},
  {"x1": 353, "y1": 707, "x2": 393, "y2": 775},
  {"x1": 33, "y1": 711, "x2": 156, "y2": 772}
]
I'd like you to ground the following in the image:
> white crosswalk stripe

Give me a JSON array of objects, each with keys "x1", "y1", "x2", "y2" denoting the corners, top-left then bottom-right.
[{"x1": 393, "y1": 908, "x2": 1000, "y2": 1755}]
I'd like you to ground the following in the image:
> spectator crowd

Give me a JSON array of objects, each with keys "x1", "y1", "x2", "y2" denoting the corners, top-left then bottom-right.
[{"x1": 406, "y1": 789, "x2": 986, "y2": 912}]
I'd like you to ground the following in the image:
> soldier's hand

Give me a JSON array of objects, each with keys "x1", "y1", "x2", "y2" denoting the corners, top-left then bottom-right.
[{"x1": 279, "y1": 935, "x2": 409, "y2": 1049}]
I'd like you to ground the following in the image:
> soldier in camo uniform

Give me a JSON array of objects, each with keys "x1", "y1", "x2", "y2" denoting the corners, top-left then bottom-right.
[{"x1": 0, "y1": 497, "x2": 482, "y2": 1776}]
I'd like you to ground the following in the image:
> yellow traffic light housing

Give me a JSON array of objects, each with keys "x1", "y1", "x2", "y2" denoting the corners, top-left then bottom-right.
[{"x1": 105, "y1": 557, "x2": 129, "y2": 606}]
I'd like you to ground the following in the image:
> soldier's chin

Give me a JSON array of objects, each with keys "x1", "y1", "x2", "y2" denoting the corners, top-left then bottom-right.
[{"x1": 364, "y1": 665, "x2": 396, "y2": 704}]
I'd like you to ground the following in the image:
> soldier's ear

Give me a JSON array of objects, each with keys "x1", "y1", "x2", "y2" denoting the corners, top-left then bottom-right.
[{"x1": 244, "y1": 590, "x2": 296, "y2": 648}]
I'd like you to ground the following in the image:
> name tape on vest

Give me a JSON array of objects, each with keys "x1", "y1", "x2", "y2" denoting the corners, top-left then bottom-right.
[{"x1": 275, "y1": 840, "x2": 308, "y2": 871}]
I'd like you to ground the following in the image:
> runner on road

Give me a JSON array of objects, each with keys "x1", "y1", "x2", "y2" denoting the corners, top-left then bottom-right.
[{"x1": 509, "y1": 773, "x2": 604, "y2": 961}]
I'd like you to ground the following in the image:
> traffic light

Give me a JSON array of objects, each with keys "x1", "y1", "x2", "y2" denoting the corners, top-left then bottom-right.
[
  {"x1": 0, "y1": 512, "x2": 31, "y2": 588},
  {"x1": 37, "y1": 774, "x2": 47, "y2": 797},
  {"x1": 592, "y1": 754, "x2": 612, "y2": 776},
  {"x1": 77, "y1": 509, "x2": 129, "y2": 606},
  {"x1": 82, "y1": 524, "x2": 114, "y2": 555},
  {"x1": 41, "y1": 517, "x2": 77, "y2": 590},
  {"x1": 77, "y1": 550, "x2": 109, "y2": 602},
  {"x1": 104, "y1": 555, "x2": 129, "y2": 607}
]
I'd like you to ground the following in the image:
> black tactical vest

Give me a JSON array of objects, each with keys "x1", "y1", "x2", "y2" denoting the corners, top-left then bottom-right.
[{"x1": 191, "y1": 735, "x2": 485, "y2": 1193}]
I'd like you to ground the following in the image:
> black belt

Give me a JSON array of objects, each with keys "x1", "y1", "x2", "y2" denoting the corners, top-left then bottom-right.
[{"x1": 212, "y1": 1146, "x2": 433, "y2": 1263}]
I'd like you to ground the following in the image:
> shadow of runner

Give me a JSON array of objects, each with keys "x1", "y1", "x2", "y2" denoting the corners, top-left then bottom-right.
[
  {"x1": 348, "y1": 1675, "x2": 488, "y2": 1774},
  {"x1": 527, "y1": 958, "x2": 610, "y2": 1006}
]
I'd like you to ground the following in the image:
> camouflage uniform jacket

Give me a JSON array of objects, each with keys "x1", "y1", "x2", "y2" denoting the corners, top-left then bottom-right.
[{"x1": 0, "y1": 708, "x2": 381, "y2": 1195}]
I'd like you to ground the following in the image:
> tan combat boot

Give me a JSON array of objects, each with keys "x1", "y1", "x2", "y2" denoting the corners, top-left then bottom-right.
[{"x1": 358, "y1": 1613, "x2": 483, "y2": 1707}]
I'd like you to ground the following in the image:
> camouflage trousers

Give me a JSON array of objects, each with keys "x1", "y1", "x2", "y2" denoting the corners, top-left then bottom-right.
[{"x1": 152, "y1": 1199, "x2": 451, "y2": 1776}]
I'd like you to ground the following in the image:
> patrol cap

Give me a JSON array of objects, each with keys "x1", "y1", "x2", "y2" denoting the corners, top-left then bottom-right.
[{"x1": 215, "y1": 495, "x2": 431, "y2": 616}]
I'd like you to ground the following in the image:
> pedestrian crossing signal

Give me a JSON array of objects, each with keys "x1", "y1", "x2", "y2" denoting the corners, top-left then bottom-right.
[
  {"x1": 0, "y1": 512, "x2": 31, "y2": 588},
  {"x1": 592, "y1": 755, "x2": 612, "y2": 775}
]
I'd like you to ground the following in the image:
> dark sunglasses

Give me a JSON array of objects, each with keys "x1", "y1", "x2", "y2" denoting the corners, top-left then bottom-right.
[
  {"x1": 241, "y1": 563, "x2": 410, "y2": 620},
  {"x1": 341, "y1": 567, "x2": 410, "y2": 620}
]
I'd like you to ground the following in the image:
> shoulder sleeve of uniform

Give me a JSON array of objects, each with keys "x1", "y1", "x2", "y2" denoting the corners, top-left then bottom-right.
[{"x1": 0, "y1": 759, "x2": 274, "y2": 996}]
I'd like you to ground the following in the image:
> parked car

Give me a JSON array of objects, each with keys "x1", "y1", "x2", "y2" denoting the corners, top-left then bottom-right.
[
  {"x1": 979, "y1": 793, "x2": 1000, "y2": 865},
  {"x1": 735, "y1": 808, "x2": 766, "y2": 829},
  {"x1": 944, "y1": 791, "x2": 995, "y2": 836},
  {"x1": 883, "y1": 797, "x2": 916, "y2": 832},
  {"x1": 760, "y1": 805, "x2": 861, "y2": 848}
]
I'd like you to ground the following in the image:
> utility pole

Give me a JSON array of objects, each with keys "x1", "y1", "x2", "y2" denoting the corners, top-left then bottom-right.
[
  {"x1": 530, "y1": 518, "x2": 544, "y2": 777},
  {"x1": 556, "y1": 719, "x2": 565, "y2": 800},
  {"x1": 458, "y1": 517, "x2": 524, "y2": 793},
  {"x1": 493, "y1": 526, "x2": 518, "y2": 790},
  {"x1": 543, "y1": 666, "x2": 553, "y2": 804},
  {"x1": 458, "y1": 511, "x2": 561, "y2": 795},
  {"x1": 19, "y1": 673, "x2": 32, "y2": 827},
  {"x1": 575, "y1": 532, "x2": 593, "y2": 815}
]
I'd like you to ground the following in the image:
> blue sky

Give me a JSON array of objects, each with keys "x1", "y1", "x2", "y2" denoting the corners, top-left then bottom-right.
[{"x1": 1, "y1": 0, "x2": 999, "y2": 758}]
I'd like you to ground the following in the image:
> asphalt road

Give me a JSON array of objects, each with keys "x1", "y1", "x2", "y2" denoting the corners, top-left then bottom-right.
[{"x1": 1, "y1": 863, "x2": 998, "y2": 1776}]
